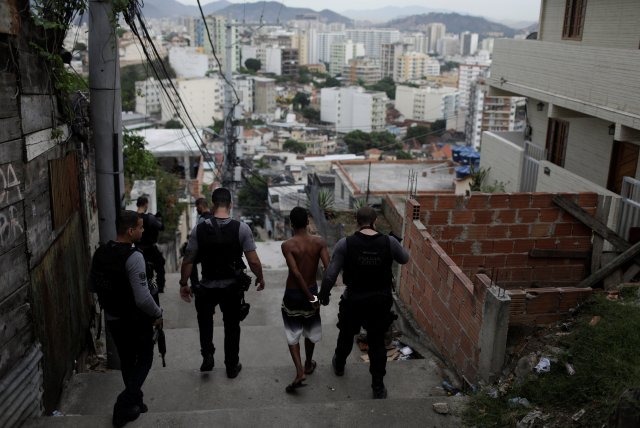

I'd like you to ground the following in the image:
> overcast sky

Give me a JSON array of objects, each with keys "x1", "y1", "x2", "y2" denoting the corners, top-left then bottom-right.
[{"x1": 214, "y1": 1, "x2": 542, "y2": 22}]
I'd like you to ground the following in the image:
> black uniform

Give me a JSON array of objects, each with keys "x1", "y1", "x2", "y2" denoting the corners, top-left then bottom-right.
[
  {"x1": 90, "y1": 242, "x2": 162, "y2": 417},
  {"x1": 189, "y1": 211, "x2": 213, "y2": 287},
  {"x1": 139, "y1": 213, "x2": 166, "y2": 292},
  {"x1": 320, "y1": 230, "x2": 409, "y2": 394},
  {"x1": 185, "y1": 218, "x2": 255, "y2": 373}
]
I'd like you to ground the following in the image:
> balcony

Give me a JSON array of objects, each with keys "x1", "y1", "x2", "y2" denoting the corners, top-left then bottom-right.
[{"x1": 489, "y1": 39, "x2": 640, "y2": 130}]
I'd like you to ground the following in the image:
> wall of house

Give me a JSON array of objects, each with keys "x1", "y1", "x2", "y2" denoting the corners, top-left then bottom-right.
[
  {"x1": 540, "y1": 0, "x2": 640, "y2": 49},
  {"x1": 0, "y1": 1, "x2": 96, "y2": 423},
  {"x1": 479, "y1": 132, "x2": 524, "y2": 192},
  {"x1": 398, "y1": 192, "x2": 599, "y2": 382},
  {"x1": 563, "y1": 117, "x2": 614, "y2": 188}
]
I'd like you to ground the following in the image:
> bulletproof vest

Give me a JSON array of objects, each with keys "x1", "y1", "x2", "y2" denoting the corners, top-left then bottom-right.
[
  {"x1": 342, "y1": 232, "x2": 393, "y2": 292},
  {"x1": 139, "y1": 213, "x2": 160, "y2": 246},
  {"x1": 196, "y1": 219, "x2": 245, "y2": 280},
  {"x1": 91, "y1": 241, "x2": 139, "y2": 318}
]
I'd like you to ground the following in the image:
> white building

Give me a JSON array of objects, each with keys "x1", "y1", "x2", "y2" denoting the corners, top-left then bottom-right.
[
  {"x1": 160, "y1": 77, "x2": 224, "y2": 127},
  {"x1": 460, "y1": 32, "x2": 479, "y2": 56},
  {"x1": 201, "y1": 15, "x2": 240, "y2": 72},
  {"x1": 233, "y1": 75, "x2": 254, "y2": 116},
  {"x1": 252, "y1": 76, "x2": 277, "y2": 116},
  {"x1": 393, "y1": 52, "x2": 440, "y2": 82},
  {"x1": 135, "y1": 78, "x2": 172, "y2": 116},
  {"x1": 380, "y1": 42, "x2": 411, "y2": 79},
  {"x1": 329, "y1": 40, "x2": 365, "y2": 76},
  {"x1": 403, "y1": 32, "x2": 429, "y2": 54},
  {"x1": 466, "y1": 79, "x2": 525, "y2": 149},
  {"x1": 168, "y1": 47, "x2": 209, "y2": 78},
  {"x1": 395, "y1": 85, "x2": 459, "y2": 122},
  {"x1": 318, "y1": 32, "x2": 346, "y2": 63},
  {"x1": 481, "y1": 0, "x2": 640, "y2": 239},
  {"x1": 425, "y1": 23, "x2": 446, "y2": 53},
  {"x1": 436, "y1": 34, "x2": 460, "y2": 57},
  {"x1": 345, "y1": 29, "x2": 401, "y2": 59},
  {"x1": 320, "y1": 87, "x2": 387, "y2": 133},
  {"x1": 457, "y1": 63, "x2": 490, "y2": 110}
]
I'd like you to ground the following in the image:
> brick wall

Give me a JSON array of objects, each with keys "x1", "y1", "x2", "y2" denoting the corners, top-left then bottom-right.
[
  {"x1": 412, "y1": 192, "x2": 597, "y2": 288},
  {"x1": 398, "y1": 192, "x2": 597, "y2": 381}
]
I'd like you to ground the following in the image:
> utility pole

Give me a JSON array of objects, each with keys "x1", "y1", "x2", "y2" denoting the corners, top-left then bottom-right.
[
  {"x1": 222, "y1": 22, "x2": 236, "y2": 188},
  {"x1": 89, "y1": 0, "x2": 123, "y2": 369}
]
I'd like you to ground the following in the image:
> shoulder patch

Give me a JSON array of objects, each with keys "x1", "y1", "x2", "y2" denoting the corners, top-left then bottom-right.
[{"x1": 138, "y1": 272, "x2": 147, "y2": 281}]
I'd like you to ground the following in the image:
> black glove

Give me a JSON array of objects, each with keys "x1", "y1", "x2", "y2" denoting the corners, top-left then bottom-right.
[
  {"x1": 389, "y1": 231, "x2": 402, "y2": 243},
  {"x1": 318, "y1": 286, "x2": 331, "y2": 306}
]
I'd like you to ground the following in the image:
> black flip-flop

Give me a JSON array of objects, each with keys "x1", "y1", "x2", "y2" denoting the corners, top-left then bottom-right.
[
  {"x1": 304, "y1": 360, "x2": 317, "y2": 375},
  {"x1": 285, "y1": 380, "x2": 307, "y2": 393}
]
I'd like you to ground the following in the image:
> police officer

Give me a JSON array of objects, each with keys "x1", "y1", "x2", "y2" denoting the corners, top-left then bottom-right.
[
  {"x1": 319, "y1": 206, "x2": 409, "y2": 399},
  {"x1": 179, "y1": 188, "x2": 265, "y2": 376},
  {"x1": 189, "y1": 198, "x2": 213, "y2": 288},
  {"x1": 136, "y1": 196, "x2": 166, "y2": 293},
  {"x1": 90, "y1": 210, "x2": 163, "y2": 427}
]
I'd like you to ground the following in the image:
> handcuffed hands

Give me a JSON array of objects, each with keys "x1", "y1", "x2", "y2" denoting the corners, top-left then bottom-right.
[{"x1": 318, "y1": 287, "x2": 330, "y2": 306}]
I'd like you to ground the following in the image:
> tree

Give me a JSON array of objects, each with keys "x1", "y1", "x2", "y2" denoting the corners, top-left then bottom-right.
[
  {"x1": 292, "y1": 92, "x2": 310, "y2": 111},
  {"x1": 343, "y1": 130, "x2": 399, "y2": 154},
  {"x1": 73, "y1": 42, "x2": 87, "y2": 52},
  {"x1": 244, "y1": 58, "x2": 261, "y2": 73},
  {"x1": 406, "y1": 125, "x2": 431, "y2": 144},
  {"x1": 165, "y1": 119, "x2": 183, "y2": 129},
  {"x1": 441, "y1": 61, "x2": 460, "y2": 73},
  {"x1": 301, "y1": 107, "x2": 320, "y2": 123},
  {"x1": 431, "y1": 119, "x2": 447, "y2": 135},
  {"x1": 366, "y1": 76, "x2": 396, "y2": 100},
  {"x1": 396, "y1": 150, "x2": 413, "y2": 160},
  {"x1": 238, "y1": 175, "x2": 268, "y2": 217},
  {"x1": 283, "y1": 139, "x2": 306, "y2": 154}
]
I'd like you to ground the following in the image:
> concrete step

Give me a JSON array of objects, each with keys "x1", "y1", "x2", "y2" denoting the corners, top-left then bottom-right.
[
  {"x1": 56, "y1": 360, "x2": 443, "y2": 416},
  {"x1": 26, "y1": 396, "x2": 466, "y2": 427}
]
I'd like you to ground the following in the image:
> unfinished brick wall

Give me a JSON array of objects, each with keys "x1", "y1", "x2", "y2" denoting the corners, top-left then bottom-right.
[
  {"x1": 398, "y1": 192, "x2": 597, "y2": 382},
  {"x1": 508, "y1": 287, "x2": 592, "y2": 326},
  {"x1": 413, "y1": 193, "x2": 597, "y2": 288}
]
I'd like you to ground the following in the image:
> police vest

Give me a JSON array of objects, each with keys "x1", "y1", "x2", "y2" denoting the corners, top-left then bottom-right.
[
  {"x1": 196, "y1": 218, "x2": 245, "y2": 280},
  {"x1": 91, "y1": 241, "x2": 139, "y2": 318},
  {"x1": 140, "y1": 213, "x2": 161, "y2": 246},
  {"x1": 342, "y1": 232, "x2": 393, "y2": 292}
]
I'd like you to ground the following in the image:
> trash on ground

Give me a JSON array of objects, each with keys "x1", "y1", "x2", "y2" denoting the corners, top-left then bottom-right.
[
  {"x1": 327, "y1": 386, "x2": 335, "y2": 391},
  {"x1": 534, "y1": 357, "x2": 551, "y2": 373},
  {"x1": 589, "y1": 316, "x2": 601, "y2": 326},
  {"x1": 517, "y1": 410, "x2": 544, "y2": 428},
  {"x1": 572, "y1": 408, "x2": 586, "y2": 421},
  {"x1": 565, "y1": 363, "x2": 576, "y2": 376},
  {"x1": 486, "y1": 387, "x2": 499, "y2": 398},
  {"x1": 432, "y1": 402, "x2": 450, "y2": 414},
  {"x1": 52, "y1": 410, "x2": 64, "y2": 417},
  {"x1": 400, "y1": 346, "x2": 413, "y2": 356},
  {"x1": 508, "y1": 397, "x2": 531, "y2": 408},
  {"x1": 442, "y1": 380, "x2": 460, "y2": 395}
]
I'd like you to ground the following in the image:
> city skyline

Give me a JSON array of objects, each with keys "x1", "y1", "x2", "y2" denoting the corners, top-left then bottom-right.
[{"x1": 175, "y1": 0, "x2": 542, "y2": 22}]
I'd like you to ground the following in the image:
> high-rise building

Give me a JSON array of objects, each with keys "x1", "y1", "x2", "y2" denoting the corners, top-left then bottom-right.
[
  {"x1": 460, "y1": 32, "x2": 479, "y2": 56},
  {"x1": 343, "y1": 58, "x2": 382, "y2": 85},
  {"x1": 380, "y1": 42, "x2": 411, "y2": 79},
  {"x1": 160, "y1": 77, "x2": 224, "y2": 127},
  {"x1": 393, "y1": 52, "x2": 440, "y2": 82},
  {"x1": 345, "y1": 29, "x2": 401, "y2": 59},
  {"x1": 252, "y1": 77, "x2": 276, "y2": 116},
  {"x1": 198, "y1": 15, "x2": 240, "y2": 72},
  {"x1": 425, "y1": 23, "x2": 446, "y2": 53},
  {"x1": 395, "y1": 85, "x2": 459, "y2": 122},
  {"x1": 457, "y1": 63, "x2": 489, "y2": 110},
  {"x1": 320, "y1": 87, "x2": 387, "y2": 133},
  {"x1": 318, "y1": 32, "x2": 345, "y2": 63},
  {"x1": 436, "y1": 35, "x2": 460, "y2": 57},
  {"x1": 329, "y1": 40, "x2": 365, "y2": 76}
]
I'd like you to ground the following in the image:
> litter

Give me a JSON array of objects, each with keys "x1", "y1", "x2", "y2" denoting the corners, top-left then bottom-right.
[
  {"x1": 534, "y1": 357, "x2": 551, "y2": 373},
  {"x1": 517, "y1": 410, "x2": 544, "y2": 428},
  {"x1": 508, "y1": 397, "x2": 531, "y2": 408},
  {"x1": 565, "y1": 363, "x2": 576, "y2": 376},
  {"x1": 572, "y1": 408, "x2": 585, "y2": 421},
  {"x1": 400, "y1": 346, "x2": 413, "y2": 356},
  {"x1": 52, "y1": 410, "x2": 64, "y2": 417}
]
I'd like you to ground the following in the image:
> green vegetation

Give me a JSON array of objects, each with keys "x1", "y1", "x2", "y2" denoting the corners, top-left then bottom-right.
[
  {"x1": 343, "y1": 130, "x2": 400, "y2": 154},
  {"x1": 441, "y1": 61, "x2": 460, "y2": 72},
  {"x1": 283, "y1": 139, "x2": 306, "y2": 154},
  {"x1": 406, "y1": 126, "x2": 431, "y2": 144},
  {"x1": 244, "y1": 58, "x2": 261, "y2": 73},
  {"x1": 464, "y1": 293, "x2": 640, "y2": 427},
  {"x1": 238, "y1": 175, "x2": 268, "y2": 218},
  {"x1": 366, "y1": 76, "x2": 396, "y2": 99},
  {"x1": 123, "y1": 132, "x2": 184, "y2": 241},
  {"x1": 292, "y1": 92, "x2": 310, "y2": 111},
  {"x1": 164, "y1": 119, "x2": 183, "y2": 129},
  {"x1": 469, "y1": 166, "x2": 507, "y2": 193},
  {"x1": 395, "y1": 150, "x2": 413, "y2": 160}
]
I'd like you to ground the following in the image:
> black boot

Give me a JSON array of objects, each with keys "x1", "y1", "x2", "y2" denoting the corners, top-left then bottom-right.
[{"x1": 200, "y1": 353, "x2": 214, "y2": 372}]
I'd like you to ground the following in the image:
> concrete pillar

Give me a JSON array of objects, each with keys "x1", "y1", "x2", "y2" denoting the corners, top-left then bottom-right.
[{"x1": 477, "y1": 284, "x2": 511, "y2": 382}]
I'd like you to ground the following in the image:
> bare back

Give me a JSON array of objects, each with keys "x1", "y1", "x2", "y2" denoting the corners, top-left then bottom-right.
[{"x1": 282, "y1": 234, "x2": 330, "y2": 290}]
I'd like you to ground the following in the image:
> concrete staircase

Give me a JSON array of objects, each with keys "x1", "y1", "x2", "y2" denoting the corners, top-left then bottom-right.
[{"x1": 26, "y1": 252, "x2": 464, "y2": 427}]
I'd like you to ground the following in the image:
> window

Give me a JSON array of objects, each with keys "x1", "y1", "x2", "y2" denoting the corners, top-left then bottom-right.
[
  {"x1": 545, "y1": 118, "x2": 569, "y2": 167},
  {"x1": 562, "y1": 0, "x2": 587, "y2": 40}
]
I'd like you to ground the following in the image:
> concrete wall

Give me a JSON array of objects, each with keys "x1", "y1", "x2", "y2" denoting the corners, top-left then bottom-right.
[
  {"x1": 540, "y1": 0, "x2": 640, "y2": 49},
  {"x1": 397, "y1": 192, "x2": 598, "y2": 381},
  {"x1": 480, "y1": 132, "x2": 524, "y2": 192},
  {"x1": 563, "y1": 117, "x2": 615, "y2": 187}
]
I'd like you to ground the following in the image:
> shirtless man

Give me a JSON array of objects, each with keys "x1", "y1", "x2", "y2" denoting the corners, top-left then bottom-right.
[{"x1": 281, "y1": 207, "x2": 330, "y2": 393}]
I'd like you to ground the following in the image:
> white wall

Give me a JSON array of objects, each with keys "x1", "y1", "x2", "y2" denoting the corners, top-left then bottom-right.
[{"x1": 480, "y1": 132, "x2": 524, "y2": 192}]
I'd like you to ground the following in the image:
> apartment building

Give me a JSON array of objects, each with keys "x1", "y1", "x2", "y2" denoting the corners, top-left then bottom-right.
[
  {"x1": 393, "y1": 52, "x2": 440, "y2": 83},
  {"x1": 395, "y1": 85, "x2": 459, "y2": 122},
  {"x1": 345, "y1": 29, "x2": 401, "y2": 59},
  {"x1": 252, "y1": 76, "x2": 277, "y2": 116},
  {"x1": 329, "y1": 40, "x2": 365, "y2": 76},
  {"x1": 425, "y1": 23, "x2": 446, "y2": 53},
  {"x1": 460, "y1": 32, "x2": 479, "y2": 56},
  {"x1": 135, "y1": 77, "x2": 171, "y2": 116},
  {"x1": 318, "y1": 32, "x2": 346, "y2": 63},
  {"x1": 320, "y1": 87, "x2": 387, "y2": 133},
  {"x1": 482, "y1": 0, "x2": 640, "y2": 238},
  {"x1": 168, "y1": 47, "x2": 208, "y2": 78},
  {"x1": 380, "y1": 42, "x2": 411, "y2": 79},
  {"x1": 465, "y1": 79, "x2": 525, "y2": 149},
  {"x1": 342, "y1": 58, "x2": 382, "y2": 85},
  {"x1": 199, "y1": 15, "x2": 240, "y2": 72},
  {"x1": 159, "y1": 77, "x2": 224, "y2": 127}
]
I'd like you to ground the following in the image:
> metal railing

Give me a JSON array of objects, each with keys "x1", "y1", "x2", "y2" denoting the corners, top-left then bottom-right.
[
  {"x1": 617, "y1": 176, "x2": 640, "y2": 241},
  {"x1": 520, "y1": 141, "x2": 546, "y2": 192}
]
